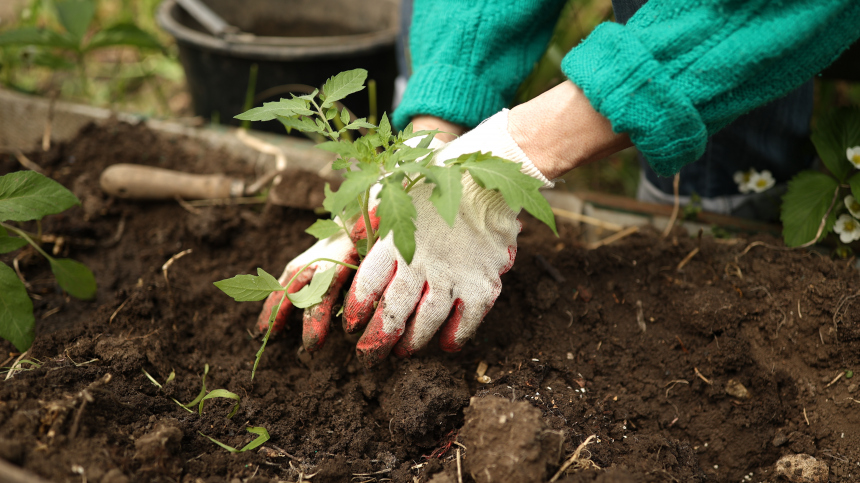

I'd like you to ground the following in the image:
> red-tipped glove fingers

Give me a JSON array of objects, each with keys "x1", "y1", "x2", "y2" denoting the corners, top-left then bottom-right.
[
  {"x1": 257, "y1": 210, "x2": 377, "y2": 352},
  {"x1": 343, "y1": 110, "x2": 554, "y2": 367}
]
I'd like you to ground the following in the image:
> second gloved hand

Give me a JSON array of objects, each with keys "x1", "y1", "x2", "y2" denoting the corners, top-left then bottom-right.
[{"x1": 343, "y1": 109, "x2": 554, "y2": 366}]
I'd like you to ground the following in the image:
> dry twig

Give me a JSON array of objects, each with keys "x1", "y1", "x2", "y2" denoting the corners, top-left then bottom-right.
[
  {"x1": 676, "y1": 247, "x2": 699, "y2": 272},
  {"x1": 551, "y1": 207, "x2": 623, "y2": 231},
  {"x1": 661, "y1": 173, "x2": 680, "y2": 239},
  {"x1": 586, "y1": 226, "x2": 639, "y2": 250},
  {"x1": 693, "y1": 367, "x2": 712, "y2": 385},
  {"x1": 162, "y1": 249, "x2": 193, "y2": 290},
  {"x1": 549, "y1": 435, "x2": 599, "y2": 482}
]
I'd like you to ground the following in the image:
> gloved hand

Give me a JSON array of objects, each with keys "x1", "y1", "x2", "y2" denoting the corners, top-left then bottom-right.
[
  {"x1": 258, "y1": 137, "x2": 447, "y2": 353},
  {"x1": 342, "y1": 109, "x2": 554, "y2": 366},
  {"x1": 257, "y1": 211, "x2": 374, "y2": 352}
]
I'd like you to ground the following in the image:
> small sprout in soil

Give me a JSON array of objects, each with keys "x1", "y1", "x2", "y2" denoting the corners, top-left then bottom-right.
[
  {"x1": 142, "y1": 364, "x2": 213, "y2": 414},
  {"x1": 846, "y1": 370, "x2": 854, "y2": 379},
  {"x1": 200, "y1": 426, "x2": 270, "y2": 454},
  {"x1": 218, "y1": 69, "x2": 557, "y2": 377},
  {"x1": 0, "y1": 171, "x2": 97, "y2": 352},
  {"x1": 199, "y1": 389, "x2": 241, "y2": 418}
]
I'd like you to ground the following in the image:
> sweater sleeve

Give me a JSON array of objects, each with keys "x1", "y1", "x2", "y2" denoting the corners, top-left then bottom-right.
[
  {"x1": 392, "y1": 0, "x2": 567, "y2": 130},
  {"x1": 563, "y1": 0, "x2": 860, "y2": 177}
]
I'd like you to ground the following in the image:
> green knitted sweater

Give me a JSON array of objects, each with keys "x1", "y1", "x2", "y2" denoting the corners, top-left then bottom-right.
[{"x1": 393, "y1": 0, "x2": 860, "y2": 176}]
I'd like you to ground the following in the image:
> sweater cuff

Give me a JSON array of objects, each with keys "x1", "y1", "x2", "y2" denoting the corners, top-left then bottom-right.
[
  {"x1": 392, "y1": 64, "x2": 508, "y2": 131},
  {"x1": 561, "y1": 22, "x2": 708, "y2": 176}
]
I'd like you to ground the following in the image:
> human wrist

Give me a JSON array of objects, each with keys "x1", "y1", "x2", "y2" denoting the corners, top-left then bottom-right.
[
  {"x1": 410, "y1": 116, "x2": 465, "y2": 143},
  {"x1": 508, "y1": 81, "x2": 632, "y2": 179}
]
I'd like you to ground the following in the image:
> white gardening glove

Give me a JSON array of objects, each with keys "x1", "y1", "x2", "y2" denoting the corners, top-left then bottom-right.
[
  {"x1": 257, "y1": 212, "x2": 371, "y2": 352},
  {"x1": 342, "y1": 109, "x2": 554, "y2": 366},
  {"x1": 257, "y1": 137, "x2": 447, "y2": 353}
]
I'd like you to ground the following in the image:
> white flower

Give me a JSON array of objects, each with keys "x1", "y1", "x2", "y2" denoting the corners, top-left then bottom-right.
[
  {"x1": 834, "y1": 214, "x2": 860, "y2": 244},
  {"x1": 734, "y1": 170, "x2": 754, "y2": 194},
  {"x1": 747, "y1": 170, "x2": 775, "y2": 193},
  {"x1": 847, "y1": 146, "x2": 860, "y2": 169},
  {"x1": 845, "y1": 194, "x2": 860, "y2": 219}
]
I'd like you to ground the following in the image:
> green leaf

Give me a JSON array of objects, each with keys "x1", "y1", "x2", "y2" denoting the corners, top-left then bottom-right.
[
  {"x1": 0, "y1": 236, "x2": 28, "y2": 254},
  {"x1": 321, "y1": 69, "x2": 367, "y2": 109},
  {"x1": 316, "y1": 140, "x2": 359, "y2": 161},
  {"x1": 55, "y1": 0, "x2": 96, "y2": 42},
  {"x1": 200, "y1": 427, "x2": 269, "y2": 454},
  {"x1": 354, "y1": 239, "x2": 368, "y2": 257},
  {"x1": 780, "y1": 171, "x2": 840, "y2": 247},
  {"x1": 185, "y1": 364, "x2": 210, "y2": 407},
  {"x1": 339, "y1": 108, "x2": 350, "y2": 125},
  {"x1": 415, "y1": 132, "x2": 437, "y2": 150},
  {"x1": 323, "y1": 164, "x2": 378, "y2": 218},
  {"x1": 377, "y1": 181, "x2": 417, "y2": 264},
  {"x1": 305, "y1": 219, "x2": 341, "y2": 240},
  {"x1": 343, "y1": 118, "x2": 375, "y2": 131},
  {"x1": 292, "y1": 89, "x2": 318, "y2": 101},
  {"x1": 85, "y1": 23, "x2": 163, "y2": 52},
  {"x1": 49, "y1": 258, "x2": 96, "y2": 300},
  {"x1": 325, "y1": 107, "x2": 337, "y2": 120},
  {"x1": 0, "y1": 262, "x2": 34, "y2": 352},
  {"x1": 235, "y1": 98, "x2": 313, "y2": 122},
  {"x1": 288, "y1": 266, "x2": 336, "y2": 309},
  {"x1": 199, "y1": 389, "x2": 241, "y2": 418},
  {"x1": 278, "y1": 115, "x2": 321, "y2": 134},
  {"x1": 390, "y1": 147, "x2": 434, "y2": 166},
  {"x1": 213, "y1": 268, "x2": 284, "y2": 302},
  {"x1": 332, "y1": 158, "x2": 352, "y2": 170},
  {"x1": 849, "y1": 172, "x2": 860, "y2": 202},
  {"x1": 811, "y1": 108, "x2": 860, "y2": 183},
  {"x1": 0, "y1": 27, "x2": 77, "y2": 49},
  {"x1": 461, "y1": 153, "x2": 557, "y2": 235},
  {"x1": 426, "y1": 165, "x2": 464, "y2": 227},
  {"x1": 0, "y1": 171, "x2": 80, "y2": 222},
  {"x1": 377, "y1": 113, "x2": 392, "y2": 146}
]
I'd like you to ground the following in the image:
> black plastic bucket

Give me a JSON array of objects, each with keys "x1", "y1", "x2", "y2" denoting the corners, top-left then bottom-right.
[{"x1": 157, "y1": 0, "x2": 399, "y2": 131}]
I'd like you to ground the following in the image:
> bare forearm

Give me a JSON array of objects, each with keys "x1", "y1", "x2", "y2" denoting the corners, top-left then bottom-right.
[{"x1": 509, "y1": 81, "x2": 631, "y2": 179}]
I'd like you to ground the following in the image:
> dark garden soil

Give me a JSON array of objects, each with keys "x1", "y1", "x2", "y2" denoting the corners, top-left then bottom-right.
[{"x1": 1, "y1": 121, "x2": 860, "y2": 483}]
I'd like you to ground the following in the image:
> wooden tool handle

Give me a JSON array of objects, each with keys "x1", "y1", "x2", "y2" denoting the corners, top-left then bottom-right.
[{"x1": 99, "y1": 164, "x2": 243, "y2": 200}]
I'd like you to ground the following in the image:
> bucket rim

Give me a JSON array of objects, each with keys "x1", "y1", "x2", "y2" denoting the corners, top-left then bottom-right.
[{"x1": 157, "y1": 0, "x2": 398, "y2": 61}]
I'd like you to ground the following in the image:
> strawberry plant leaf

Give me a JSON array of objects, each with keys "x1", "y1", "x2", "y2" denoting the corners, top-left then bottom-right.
[
  {"x1": 323, "y1": 164, "x2": 378, "y2": 218},
  {"x1": 49, "y1": 258, "x2": 97, "y2": 300},
  {"x1": 235, "y1": 98, "x2": 313, "y2": 122},
  {"x1": 377, "y1": 181, "x2": 417, "y2": 264},
  {"x1": 811, "y1": 107, "x2": 860, "y2": 183},
  {"x1": 305, "y1": 219, "x2": 341, "y2": 240},
  {"x1": 55, "y1": 0, "x2": 95, "y2": 43},
  {"x1": 85, "y1": 23, "x2": 163, "y2": 51},
  {"x1": 321, "y1": 69, "x2": 367, "y2": 109},
  {"x1": 427, "y1": 165, "x2": 464, "y2": 227},
  {"x1": 199, "y1": 389, "x2": 241, "y2": 418},
  {"x1": 461, "y1": 154, "x2": 557, "y2": 235},
  {"x1": 0, "y1": 236, "x2": 27, "y2": 254},
  {"x1": 214, "y1": 268, "x2": 284, "y2": 302},
  {"x1": 781, "y1": 171, "x2": 840, "y2": 247},
  {"x1": 849, "y1": 172, "x2": 860, "y2": 202},
  {"x1": 0, "y1": 262, "x2": 35, "y2": 352},
  {"x1": 288, "y1": 266, "x2": 336, "y2": 309},
  {"x1": 0, "y1": 171, "x2": 80, "y2": 222},
  {"x1": 0, "y1": 27, "x2": 77, "y2": 49}
]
